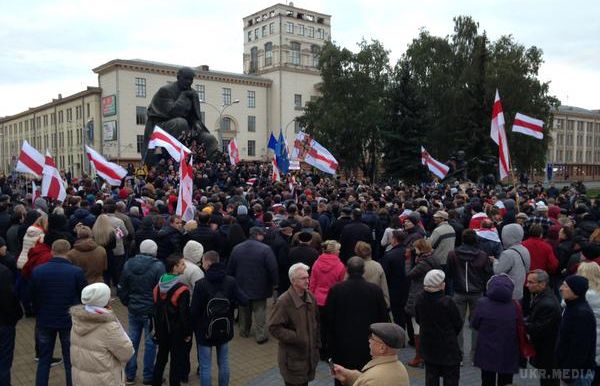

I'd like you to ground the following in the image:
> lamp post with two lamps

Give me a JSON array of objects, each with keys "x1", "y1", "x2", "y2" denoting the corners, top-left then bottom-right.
[{"x1": 199, "y1": 99, "x2": 240, "y2": 151}]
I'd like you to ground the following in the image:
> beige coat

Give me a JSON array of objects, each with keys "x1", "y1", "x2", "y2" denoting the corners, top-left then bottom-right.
[
  {"x1": 70, "y1": 305, "x2": 134, "y2": 386},
  {"x1": 344, "y1": 355, "x2": 410, "y2": 386},
  {"x1": 268, "y1": 288, "x2": 320, "y2": 385},
  {"x1": 363, "y1": 259, "x2": 390, "y2": 308}
]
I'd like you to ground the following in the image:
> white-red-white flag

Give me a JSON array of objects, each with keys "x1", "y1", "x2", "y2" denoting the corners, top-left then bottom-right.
[
  {"x1": 147, "y1": 126, "x2": 191, "y2": 162},
  {"x1": 421, "y1": 146, "x2": 449, "y2": 179},
  {"x1": 512, "y1": 112, "x2": 544, "y2": 140},
  {"x1": 41, "y1": 150, "x2": 67, "y2": 202},
  {"x1": 490, "y1": 90, "x2": 511, "y2": 180},
  {"x1": 227, "y1": 138, "x2": 240, "y2": 166},
  {"x1": 291, "y1": 132, "x2": 338, "y2": 175},
  {"x1": 85, "y1": 145, "x2": 127, "y2": 186},
  {"x1": 32, "y1": 180, "x2": 41, "y2": 206},
  {"x1": 246, "y1": 178, "x2": 257, "y2": 186},
  {"x1": 15, "y1": 140, "x2": 45, "y2": 177},
  {"x1": 176, "y1": 151, "x2": 195, "y2": 222},
  {"x1": 272, "y1": 156, "x2": 281, "y2": 182}
]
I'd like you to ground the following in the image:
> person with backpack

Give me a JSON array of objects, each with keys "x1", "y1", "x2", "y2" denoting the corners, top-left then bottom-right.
[
  {"x1": 151, "y1": 254, "x2": 191, "y2": 386},
  {"x1": 191, "y1": 251, "x2": 248, "y2": 386}
]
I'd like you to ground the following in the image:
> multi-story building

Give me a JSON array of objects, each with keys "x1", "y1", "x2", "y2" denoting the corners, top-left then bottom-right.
[
  {"x1": 0, "y1": 3, "x2": 331, "y2": 174},
  {"x1": 548, "y1": 105, "x2": 600, "y2": 178},
  {"x1": 0, "y1": 87, "x2": 102, "y2": 176}
]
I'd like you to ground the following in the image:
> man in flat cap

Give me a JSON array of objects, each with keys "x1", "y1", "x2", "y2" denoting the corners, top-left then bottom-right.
[{"x1": 332, "y1": 322, "x2": 409, "y2": 386}]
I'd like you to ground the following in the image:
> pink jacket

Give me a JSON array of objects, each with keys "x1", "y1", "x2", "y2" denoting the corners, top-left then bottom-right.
[{"x1": 309, "y1": 253, "x2": 346, "y2": 306}]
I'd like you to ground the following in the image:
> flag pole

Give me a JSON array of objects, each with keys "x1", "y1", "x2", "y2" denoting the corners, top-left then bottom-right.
[{"x1": 508, "y1": 122, "x2": 521, "y2": 213}]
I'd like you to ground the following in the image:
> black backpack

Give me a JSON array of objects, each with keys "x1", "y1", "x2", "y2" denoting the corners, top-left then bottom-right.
[
  {"x1": 204, "y1": 280, "x2": 233, "y2": 342},
  {"x1": 152, "y1": 283, "x2": 188, "y2": 343}
]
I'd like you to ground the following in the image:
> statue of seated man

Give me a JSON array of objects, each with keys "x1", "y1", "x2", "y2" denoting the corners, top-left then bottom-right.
[{"x1": 142, "y1": 67, "x2": 219, "y2": 165}]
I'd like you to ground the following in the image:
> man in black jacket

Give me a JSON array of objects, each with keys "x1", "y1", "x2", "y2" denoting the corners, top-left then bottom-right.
[
  {"x1": 328, "y1": 207, "x2": 352, "y2": 242},
  {"x1": 184, "y1": 211, "x2": 221, "y2": 255},
  {"x1": 0, "y1": 263, "x2": 23, "y2": 386},
  {"x1": 339, "y1": 209, "x2": 371, "y2": 264},
  {"x1": 156, "y1": 215, "x2": 184, "y2": 261},
  {"x1": 382, "y1": 230, "x2": 408, "y2": 330},
  {"x1": 525, "y1": 269, "x2": 562, "y2": 386}
]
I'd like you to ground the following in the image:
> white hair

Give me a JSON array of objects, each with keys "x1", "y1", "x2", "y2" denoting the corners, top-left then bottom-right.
[{"x1": 288, "y1": 262, "x2": 310, "y2": 281}]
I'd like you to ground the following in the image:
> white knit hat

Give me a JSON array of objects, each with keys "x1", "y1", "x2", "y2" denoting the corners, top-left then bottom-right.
[
  {"x1": 183, "y1": 240, "x2": 204, "y2": 264},
  {"x1": 423, "y1": 269, "x2": 445, "y2": 291},
  {"x1": 140, "y1": 239, "x2": 158, "y2": 257},
  {"x1": 81, "y1": 283, "x2": 111, "y2": 307}
]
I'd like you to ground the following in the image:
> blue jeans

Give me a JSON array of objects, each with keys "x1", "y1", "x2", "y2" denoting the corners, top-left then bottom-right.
[
  {"x1": 125, "y1": 313, "x2": 156, "y2": 382},
  {"x1": 36, "y1": 326, "x2": 72, "y2": 386},
  {"x1": 0, "y1": 325, "x2": 16, "y2": 386},
  {"x1": 198, "y1": 343, "x2": 229, "y2": 386}
]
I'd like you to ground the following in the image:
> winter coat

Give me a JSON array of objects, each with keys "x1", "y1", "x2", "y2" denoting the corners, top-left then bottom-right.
[
  {"x1": 184, "y1": 225, "x2": 221, "y2": 254},
  {"x1": 525, "y1": 287, "x2": 561, "y2": 369},
  {"x1": 339, "y1": 221, "x2": 371, "y2": 264},
  {"x1": 117, "y1": 254, "x2": 165, "y2": 316},
  {"x1": 556, "y1": 295, "x2": 597, "y2": 378},
  {"x1": 268, "y1": 231, "x2": 292, "y2": 294},
  {"x1": 67, "y1": 238, "x2": 107, "y2": 284},
  {"x1": 22, "y1": 241, "x2": 52, "y2": 279},
  {"x1": 30, "y1": 257, "x2": 87, "y2": 329},
  {"x1": 382, "y1": 244, "x2": 407, "y2": 309},
  {"x1": 68, "y1": 208, "x2": 96, "y2": 230},
  {"x1": 180, "y1": 258, "x2": 204, "y2": 293},
  {"x1": 471, "y1": 274, "x2": 520, "y2": 374},
  {"x1": 325, "y1": 275, "x2": 389, "y2": 370},
  {"x1": 586, "y1": 289, "x2": 600, "y2": 366},
  {"x1": 476, "y1": 234, "x2": 504, "y2": 259},
  {"x1": 6, "y1": 223, "x2": 21, "y2": 256},
  {"x1": 342, "y1": 355, "x2": 409, "y2": 386},
  {"x1": 70, "y1": 306, "x2": 134, "y2": 386},
  {"x1": 107, "y1": 215, "x2": 128, "y2": 256},
  {"x1": 415, "y1": 290, "x2": 463, "y2": 365},
  {"x1": 227, "y1": 239, "x2": 278, "y2": 300},
  {"x1": 363, "y1": 258, "x2": 390, "y2": 308},
  {"x1": 493, "y1": 224, "x2": 531, "y2": 299},
  {"x1": 522, "y1": 237, "x2": 559, "y2": 274},
  {"x1": 447, "y1": 244, "x2": 491, "y2": 295},
  {"x1": 427, "y1": 222, "x2": 456, "y2": 265},
  {"x1": 327, "y1": 215, "x2": 351, "y2": 241},
  {"x1": 156, "y1": 224, "x2": 182, "y2": 261},
  {"x1": 288, "y1": 244, "x2": 319, "y2": 269},
  {"x1": 309, "y1": 253, "x2": 346, "y2": 307},
  {"x1": 405, "y1": 252, "x2": 441, "y2": 317},
  {"x1": 0, "y1": 264, "x2": 23, "y2": 326},
  {"x1": 269, "y1": 288, "x2": 320, "y2": 385},
  {"x1": 17, "y1": 224, "x2": 44, "y2": 269},
  {"x1": 134, "y1": 217, "x2": 158, "y2": 253}
]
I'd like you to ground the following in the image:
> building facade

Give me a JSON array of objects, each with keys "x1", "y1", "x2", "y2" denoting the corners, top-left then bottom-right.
[
  {"x1": 0, "y1": 87, "x2": 102, "y2": 176},
  {"x1": 548, "y1": 105, "x2": 600, "y2": 178}
]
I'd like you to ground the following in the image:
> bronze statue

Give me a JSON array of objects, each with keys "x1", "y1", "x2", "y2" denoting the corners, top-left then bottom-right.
[{"x1": 142, "y1": 67, "x2": 219, "y2": 165}]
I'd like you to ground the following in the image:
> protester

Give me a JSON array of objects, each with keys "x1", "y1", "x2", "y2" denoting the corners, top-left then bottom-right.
[
  {"x1": 576, "y1": 262, "x2": 600, "y2": 386},
  {"x1": 492, "y1": 223, "x2": 531, "y2": 300},
  {"x1": 339, "y1": 209, "x2": 371, "y2": 264},
  {"x1": 67, "y1": 225, "x2": 107, "y2": 284},
  {"x1": 354, "y1": 241, "x2": 390, "y2": 308},
  {"x1": 427, "y1": 210, "x2": 456, "y2": 270},
  {"x1": 381, "y1": 229, "x2": 408, "y2": 330},
  {"x1": 0, "y1": 261, "x2": 23, "y2": 386}
]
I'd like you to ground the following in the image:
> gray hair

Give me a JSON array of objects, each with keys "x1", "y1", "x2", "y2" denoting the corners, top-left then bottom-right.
[
  {"x1": 288, "y1": 262, "x2": 309, "y2": 281},
  {"x1": 529, "y1": 269, "x2": 549, "y2": 284},
  {"x1": 347, "y1": 256, "x2": 365, "y2": 276}
]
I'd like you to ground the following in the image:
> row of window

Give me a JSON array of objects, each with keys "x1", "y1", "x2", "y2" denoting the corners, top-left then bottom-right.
[
  {"x1": 554, "y1": 149, "x2": 600, "y2": 163},
  {"x1": 555, "y1": 119, "x2": 600, "y2": 133},
  {"x1": 285, "y1": 22, "x2": 325, "y2": 39},
  {"x1": 2, "y1": 104, "x2": 92, "y2": 136},
  {"x1": 247, "y1": 9, "x2": 326, "y2": 28},
  {"x1": 555, "y1": 133, "x2": 600, "y2": 147},
  {"x1": 249, "y1": 42, "x2": 319, "y2": 71}
]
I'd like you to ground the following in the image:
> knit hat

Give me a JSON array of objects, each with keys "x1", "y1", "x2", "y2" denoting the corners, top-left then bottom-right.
[
  {"x1": 140, "y1": 239, "x2": 158, "y2": 257},
  {"x1": 34, "y1": 197, "x2": 48, "y2": 212},
  {"x1": 564, "y1": 275, "x2": 589, "y2": 297},
  {"x1": 535, "y1": 201, "x2": 548, "y2": 212},
  {"x1": 423, "y1": 269, "x2": 445, "y2": 292},
  {"x1": 81, "y1": 283, "x2": 111, "y2": 307},
  {"x1": 237, "y1": 205, "x2": 248, "y2": 215},
  {"x1": 183, "y1": 240, "x2": 204, "y2": 264}
]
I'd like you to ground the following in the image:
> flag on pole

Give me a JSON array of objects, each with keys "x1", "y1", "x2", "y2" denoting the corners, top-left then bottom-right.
[
  {"x1": 15, "y1": 140, "x2": 45, "y2": 177},
  {"x1": 227, "y1": 138, "x2": 240, "y2": 166},
  {"x1": 512, "y1": 113, "x2": 544, "y2": 139},
  {"x1": 175, "y1": 151, "x2": 195, "y2": 222},
  {"x1": 291, "y1": 132, "x2": 338, "y2": 175},
  {"x1": 246, "y1": 177, "x2": 257, "y2": 186},
  {"x1": 41, "y1": 150, "x2": 67, "y2": 202},
  {"x1": 272, "y1": 156, "x2": 281, "y2": 182},
  {"x1": 85, "y1": 145, "x2": 127, "y2": 186},
  {"x1": 275, "y1": 131, "x2": 290, "y2": 174},
  {"x1": 147, "y1": 126, "x2": 191, "y2": 162},
  {"x1": 490, "y1": 90, "x2": 511, "y2": 180},
  {"x1": 421, "y1": 146, "x2": 449, "y2": 179},
  {"x1": 267, "y1": 132, "x2": 278, "y2": 152},
  {"x1": 32, "y1": 180, "x2": 41, "y2": 206}
]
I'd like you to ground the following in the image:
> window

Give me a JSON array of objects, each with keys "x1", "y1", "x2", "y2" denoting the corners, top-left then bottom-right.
[
  {"x1": 567, "y1": 120, "x2": 574, "y2": 130},
  {"x1": 43, "y1": 115, "x2": 48, "y2": 127},
  {"x1": 77, "y1": 106, "x2": 83, "y2": 120},
  {"x1": 221, "y1": 117, "x2": 232, "y2": 131},
  {"x1": 286, "y1": 22, "x2": 294, "y2": 33},
  {"x1": 136, "y1": 106, "x2": 147, "y2": 125},
  {"x1": 577, "y1": 134, "x2": 583, "y2": 147},
  {"x1": 557, "y1": 133, "x2": 564, "y2": 146},
  {"x1": 135, "y1": 77, "x2": 146, "y2": 97},
  {"x1": 66, "y1": 109, "x2": 72, "y2": 122},
  {"x1": 195, "y1": 84, "x2": 205, "y2": 101},
  {"x1": 58, "y1": 111, "x2": 63, "y2": 123},
  {"x1": 262, "y1": 25, "x2": 267, "y2": 37},
  {"x1": 247, "y1": 91, "x2": 256, "y2": 108},
  {"x1": 588, "y1": 122, "x2": 594, "y2": 131},
  {"x1": 50, "y1": 113, "x2": 55, "y2": 125},
  {"x1": 250, "y1": 47, "x2": 258, "y2": 73},
  {"x1": 254, "y1": 28, "x2": 259, "y2": 39},
  {"x1": 587, "y1": 135, "x2": 593, "y2": 146},
  {"x1": 36, "y1": 116, "x2": 41, "y2": 128},
  {"x1": 248, "y1": 140, "x2": 256, "y2": 156},
  {"x1": 317, "y1": 28, "x2": 324, "y2": 39},
  {"x1": 222, "y1": 88, "x2": 232, "y2": 105},
  {"x1": 297, "y1": 24, "x2": 305, "y2": 36},
  {"x1": 265, "y1": 42, "x2": 273, "y2": 66},
  {"x1": 307, "y1": 26, "x2": 314, "y2": 38},
  {"x1": 137, "y1": 135, "x2": 144, "y2": 153},
  {"x1": 248, "y1": 115, "x2": 256, "y2": 132},
  {"x1": 311, "y1": 45, "x2": 319, "y2": 67},
  {"x1": 247, "y1": 31, "x2": 252, "y2": 42},
  {"x1": 294, "y1": 94, "x2": 302, "y2": 109},
  {"x1": 86, "y1": 103, "x2": 90, "y2": 117},
  {"x1": 577, "y1": 121, "x2": 584, "y2": 131},
  {"x1": 291, "y1": 42, "x2": 301, "y2": 65},
  {"x1": 269, "y1": 22, "x2": 274, "y2": 34}
]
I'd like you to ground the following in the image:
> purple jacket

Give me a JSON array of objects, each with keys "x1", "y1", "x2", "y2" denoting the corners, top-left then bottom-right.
[{"x1": 471, "y1": 274, "x2": 520, "y2": 374}]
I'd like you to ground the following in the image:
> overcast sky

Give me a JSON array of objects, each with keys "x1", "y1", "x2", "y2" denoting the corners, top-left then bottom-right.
[{"x1": 1, "y1": 0, "x2": 598, "y2": 117}]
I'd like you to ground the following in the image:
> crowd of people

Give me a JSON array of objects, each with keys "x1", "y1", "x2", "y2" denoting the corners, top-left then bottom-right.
[{"x1": 2, "y1": 142, "x2": 600, "y2": 386}]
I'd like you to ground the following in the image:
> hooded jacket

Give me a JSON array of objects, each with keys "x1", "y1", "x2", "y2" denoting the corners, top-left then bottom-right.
[
  {"x1": 493, "y1": 224, "x2": 531, "y2": 299},
  {"x1": 70, "y1": 305, "x2": 134, "y2": 386},
  {"x1": 17, "y1": 224, "x2": 44, "y2": 269},
  {"x1": 447, "y1": 244, "x2": 491, "y2": 294},
  {"x1": 117, "y1": 254, "x2": 165, "y2": 315},
  {"x1": 309, "y1": 253, "x2": 346, "y2": 306},
  {"x1": 67, "y1": 238, "x2": 107, "y2": 284}
]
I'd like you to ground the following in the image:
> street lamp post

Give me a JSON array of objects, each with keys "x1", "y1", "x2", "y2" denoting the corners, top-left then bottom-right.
[{"x1": 199, "y1": 99, "x2": 240, "y2": 151}]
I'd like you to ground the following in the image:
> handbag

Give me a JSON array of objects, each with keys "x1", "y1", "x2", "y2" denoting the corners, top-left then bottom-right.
[{"x1": 514, "y1": 300, "x2": 536, "y2": 359}]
